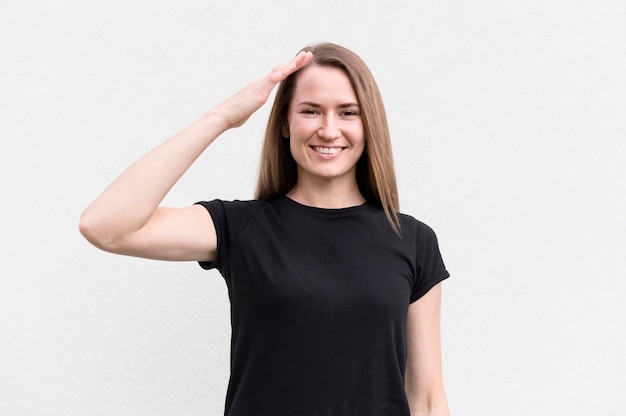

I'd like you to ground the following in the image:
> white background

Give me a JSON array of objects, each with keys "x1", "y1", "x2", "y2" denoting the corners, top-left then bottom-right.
[{"x1": 1, "y1": 1, "x2": 625, "y2": 415}]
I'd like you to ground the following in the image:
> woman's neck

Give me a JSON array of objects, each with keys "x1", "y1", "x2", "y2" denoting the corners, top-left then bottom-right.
[{"x1": 286, "y1": 180, "x2": 365, "y2": 209}]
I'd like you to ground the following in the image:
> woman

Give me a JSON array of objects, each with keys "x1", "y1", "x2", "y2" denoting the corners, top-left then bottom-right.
[{"x1": 80, "y1": 43, "x2": 450, "y2": 416}]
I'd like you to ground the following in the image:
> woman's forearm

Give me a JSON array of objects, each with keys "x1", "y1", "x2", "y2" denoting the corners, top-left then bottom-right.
[{"x1": 79, "y1": 111, "x2": 226, "y2": 247}]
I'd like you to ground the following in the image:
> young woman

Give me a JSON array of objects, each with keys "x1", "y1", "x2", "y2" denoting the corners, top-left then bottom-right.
[{"x1": 80, "y1": 43, "x2": 450, "y2": 416}]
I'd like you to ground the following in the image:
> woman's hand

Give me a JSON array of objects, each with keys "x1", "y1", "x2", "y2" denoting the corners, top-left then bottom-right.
[{"x1": 207, "y1": 50, "x2": 313, "y2": 130}]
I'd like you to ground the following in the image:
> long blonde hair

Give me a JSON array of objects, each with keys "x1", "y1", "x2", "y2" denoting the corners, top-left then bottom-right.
[{"x1": 255, "y1": 43, "x2": 400, "y2": 233}]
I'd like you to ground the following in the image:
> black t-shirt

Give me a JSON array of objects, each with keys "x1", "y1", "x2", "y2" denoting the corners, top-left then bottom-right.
[{"x1": 197, "y1": 196, "x2": 449, "y2": 416}]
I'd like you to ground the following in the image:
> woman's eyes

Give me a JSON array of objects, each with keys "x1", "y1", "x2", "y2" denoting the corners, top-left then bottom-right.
[
  {"x1": 340, "y1": 110, "x2": 359, "y2": 118},
  {"x1": 300, "y1": 109, "x2": 360, "y2": 118}
]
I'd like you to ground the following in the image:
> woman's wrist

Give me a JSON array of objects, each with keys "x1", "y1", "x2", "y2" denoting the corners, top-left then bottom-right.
[{"x1": 199, "y1": 109, "x2": 232, "y2": 136}]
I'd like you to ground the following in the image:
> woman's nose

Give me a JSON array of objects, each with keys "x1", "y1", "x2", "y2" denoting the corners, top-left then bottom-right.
[{"x1": 318, "y1": 115, "x2": 341, "y2": 140}]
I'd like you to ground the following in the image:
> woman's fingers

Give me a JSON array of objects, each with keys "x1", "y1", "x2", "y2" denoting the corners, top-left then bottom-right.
[{"x1": 267, "y1": 50, "x2": 314, "y2": 83}]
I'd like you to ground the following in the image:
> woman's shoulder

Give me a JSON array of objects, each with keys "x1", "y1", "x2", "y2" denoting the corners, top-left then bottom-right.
[
  {"x1": 196, "y1": 197, "x2": 274, "y2": 210},
  {"x1": 396, "y1": 211, "x2": 442, "y2": 241},
  {"x1": 195, "y1": 197, "x2": 288, "y2": 221}
]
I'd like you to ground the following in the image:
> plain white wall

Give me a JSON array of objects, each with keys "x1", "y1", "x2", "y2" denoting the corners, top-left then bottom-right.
[{"x1": 1, "y1": 1, "x2": 625, "y2": 415}]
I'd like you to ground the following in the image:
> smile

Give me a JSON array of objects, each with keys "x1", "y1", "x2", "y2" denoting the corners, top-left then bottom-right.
[{"x1": 311, "y1": 146, "x2": 345, "y2": 155}]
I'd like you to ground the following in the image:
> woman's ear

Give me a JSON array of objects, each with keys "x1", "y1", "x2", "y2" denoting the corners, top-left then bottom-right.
[{"x1": 281, "y1": 124, "x2": 289, "y2": 138}]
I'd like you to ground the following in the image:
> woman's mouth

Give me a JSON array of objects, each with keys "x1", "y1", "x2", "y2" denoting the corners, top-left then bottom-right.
[{"x1": 311, "y1": 146, "x2": 344, "y2": 155}]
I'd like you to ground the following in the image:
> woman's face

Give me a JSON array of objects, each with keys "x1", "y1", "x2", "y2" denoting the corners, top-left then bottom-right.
[{"x1": 285, "y1": 65, "x2": 365, "y2": 187}]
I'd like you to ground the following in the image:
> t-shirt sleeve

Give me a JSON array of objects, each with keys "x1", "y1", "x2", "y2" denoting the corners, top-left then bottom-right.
[
  {"x1": 410, "y1": 221, "x2": 450, "y2": 303},
  {"x1": 194, "y1": 199, "x2": 252, "y2": 273}
]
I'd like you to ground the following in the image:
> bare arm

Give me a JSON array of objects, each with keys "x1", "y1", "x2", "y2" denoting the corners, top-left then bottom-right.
[
  {"x1": 405, "y1": 283, "x2": 450, "y2": 416},
  {"x1": 79, "y1": 51, "x2": 314, "y2": 261}
]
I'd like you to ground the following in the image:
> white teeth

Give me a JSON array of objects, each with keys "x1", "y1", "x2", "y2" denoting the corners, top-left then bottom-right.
[{"x1": 313, "y1": 146, "x2": 342, "y2": 154}]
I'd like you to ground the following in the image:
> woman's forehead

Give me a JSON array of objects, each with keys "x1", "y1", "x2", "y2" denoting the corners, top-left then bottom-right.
[{"x1": 292, "y1": 65, "x2": 357, "y2": 102}]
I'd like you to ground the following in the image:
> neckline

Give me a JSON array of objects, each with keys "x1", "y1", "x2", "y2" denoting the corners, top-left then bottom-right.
[{"x1": 281, "y1": 195, "x2": 369, "y2": 213}]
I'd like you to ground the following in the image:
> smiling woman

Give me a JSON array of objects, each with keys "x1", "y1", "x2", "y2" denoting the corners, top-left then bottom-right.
[
  {"x1": 257, "y1": 44, "x2": 401, "y2": 231},
  {"x1": 79, "y1": 42, "x2": 450, "y2": 416}
]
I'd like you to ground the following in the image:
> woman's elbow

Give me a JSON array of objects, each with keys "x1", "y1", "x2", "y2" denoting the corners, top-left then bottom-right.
[
  {"x1": 78, "y1": 211, "x2": 118, "y2": 251},
  {"x1": 407, "y1": 390, "x2": 450, "y2": 416}
]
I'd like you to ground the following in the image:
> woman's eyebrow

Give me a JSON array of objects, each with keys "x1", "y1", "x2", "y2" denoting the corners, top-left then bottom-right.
[
  {"x1": 337, "y1": 102, "x2": 360, "y2": 108},
  {"x1": 296, "y1": 101, "x2": 321, "y2": 107},
  {"x1": 296, "y1": 101, "x2": 360, "y2": 108}
]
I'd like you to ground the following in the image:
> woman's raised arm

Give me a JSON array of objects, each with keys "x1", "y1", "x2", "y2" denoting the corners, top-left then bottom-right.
[{"x1": 79, "y1": 51, "x2": 313, "y2": 261}]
